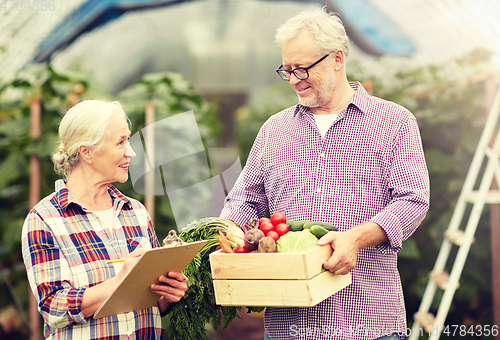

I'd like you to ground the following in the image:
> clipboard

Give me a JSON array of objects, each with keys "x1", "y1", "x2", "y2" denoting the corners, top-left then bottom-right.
[{"x1": 94, "y1": 240, "x2": 207, "y2": 319}]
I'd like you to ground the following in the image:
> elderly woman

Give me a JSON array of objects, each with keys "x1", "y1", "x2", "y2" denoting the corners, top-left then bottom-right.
[{"x1": 21, "y1": 100, "x2": 187, "y2": 339}]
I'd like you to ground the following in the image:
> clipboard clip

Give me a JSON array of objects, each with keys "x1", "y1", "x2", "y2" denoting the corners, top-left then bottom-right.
[{"x1": 162, "y1": 230, "x2": 186, "y2": 247}]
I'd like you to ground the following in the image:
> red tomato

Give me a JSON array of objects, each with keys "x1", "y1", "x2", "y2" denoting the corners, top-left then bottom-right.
[
  {"x1": 235, "y1": 244, "x2": 249, "y2": 253},
  {"x1": 258, "y1": 217, "x2": 271, "y2": 225},
  {"x1": 267, "y1": 230, "x2": 280, "y2": 242},
  {"x1": 275, "y1": 223, "x2": 289, "y2": 236},
  {"x1": 271, "y1": 212, "x2": 287, "y2": 227},
  {"x1": 259, "y1": 221, "x2": 275, "y2": 235}
]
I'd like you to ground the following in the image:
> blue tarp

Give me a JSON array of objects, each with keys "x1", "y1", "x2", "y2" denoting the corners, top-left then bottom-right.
[
  {"x1": 34, "y1": 0, "x2": 191, "y2": 62},
  {"x1": 34, "y1": 0, "x2": 416, "y2": 62},
  {"x1": 330, "y1": 0, "x2": 416, "y2": 57}
]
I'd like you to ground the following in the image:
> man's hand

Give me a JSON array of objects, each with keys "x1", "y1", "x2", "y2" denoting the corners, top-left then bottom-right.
[
  {"x1": 317, "y1": 222, "x2": 389, "y2": 275},
  {"x1": 317, "y1": 231, "x2": 359, "y2": 275},
  {"x1": 152, "y1": 271, "x2": 189, "y2": 313}
]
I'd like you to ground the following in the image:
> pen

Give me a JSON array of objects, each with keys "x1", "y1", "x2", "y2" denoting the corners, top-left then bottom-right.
[
  {"x1": 108, "y1": 239, "x2": 149, "y2": 264},
  {"x1": 107, "y1": 254, "x2": 144, "y2": 264},
  {"x1": 106, "y1": 259, "x2": 126, "y2": 264}
]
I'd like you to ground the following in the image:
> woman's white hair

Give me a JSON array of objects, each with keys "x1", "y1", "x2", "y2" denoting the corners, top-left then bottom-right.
[
  {"x1": 275, "y1": 6, "x2": 349, "y2": 56},
  {"x1": 51, "y1": 99, "x2": 128, "y2": 179}
]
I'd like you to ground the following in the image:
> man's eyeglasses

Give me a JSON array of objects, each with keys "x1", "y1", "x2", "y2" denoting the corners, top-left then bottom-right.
[{"x1": 276, "y1": 52, "x2": 332, "y2": 81}]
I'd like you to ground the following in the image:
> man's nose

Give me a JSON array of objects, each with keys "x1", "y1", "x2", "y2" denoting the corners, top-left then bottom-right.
[{"x1": 288, "y1": 72, "x2": 302, "y2": 86}]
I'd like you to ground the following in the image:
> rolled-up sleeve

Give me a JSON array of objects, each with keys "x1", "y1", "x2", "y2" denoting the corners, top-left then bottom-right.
[
  {"x1": 371, "y1": 114, "x2": 430, "y2": 253},
  {"x1": 22, "y1": 212, "x2": 87, "y2": 328}
]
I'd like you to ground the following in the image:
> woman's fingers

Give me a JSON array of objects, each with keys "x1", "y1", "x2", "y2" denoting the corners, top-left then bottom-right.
[{"x1": 151, "y1": 271, "x2": 189, "y2": 303}]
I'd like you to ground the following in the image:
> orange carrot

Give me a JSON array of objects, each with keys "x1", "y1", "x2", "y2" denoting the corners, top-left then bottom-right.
[{"x1": 218, "y1": 230, "x2": 234, "y2": 253}]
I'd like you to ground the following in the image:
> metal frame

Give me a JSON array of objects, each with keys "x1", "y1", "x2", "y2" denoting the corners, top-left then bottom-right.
[{"x1": 410, "y1": 79, "x2": 500, "y2": 340}]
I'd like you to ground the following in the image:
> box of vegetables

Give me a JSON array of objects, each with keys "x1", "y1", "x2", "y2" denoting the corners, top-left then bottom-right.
[{"x1": 209, "y1": 213, "x2": 352, "y2": 307}]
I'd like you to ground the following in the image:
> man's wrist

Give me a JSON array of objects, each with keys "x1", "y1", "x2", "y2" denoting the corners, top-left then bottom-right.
[{"x1": 349, "y1": 222, "x2": 388, "y2": 249}]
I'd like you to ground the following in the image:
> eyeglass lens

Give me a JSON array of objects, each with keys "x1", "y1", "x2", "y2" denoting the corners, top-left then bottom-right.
[{"x1": 278, "y1": 68, "x2": 308, "y2": 81}]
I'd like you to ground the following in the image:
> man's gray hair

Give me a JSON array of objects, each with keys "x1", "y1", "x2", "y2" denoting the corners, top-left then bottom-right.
[{"x1": 275, "y1": 6, "x2": 349, "y2": 56}]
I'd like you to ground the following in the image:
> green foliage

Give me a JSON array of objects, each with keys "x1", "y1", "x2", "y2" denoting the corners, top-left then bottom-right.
[
  {"x1": 234, "y1": 81, "x2": 297, "y2": 164},
  {"x1": 353, "y1": 59, "x2": 494, "y2": 329},
  {"x1": 114, "y1": 71, "x2": 221, "y2": 238},
  {"x1": 117, "y1": 72, "x2": 221, "y2": 143},
  {"x1": 167, "y1": 218, "x2": 240, "y2": 339},
  {"x1": 0, "y1": 63, "x2": 95, "y2": 338},
  {"x1": 0, "y1": 64, "x2": 93, "y2": 254}
]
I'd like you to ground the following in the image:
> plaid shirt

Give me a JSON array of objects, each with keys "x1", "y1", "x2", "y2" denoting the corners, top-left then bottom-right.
[
  {"x1": 220, "y1": 82, "x2": 430, "y2": 340},
  {"x1": 22, "y1": 179, "x2": 165, "y2": 340}
]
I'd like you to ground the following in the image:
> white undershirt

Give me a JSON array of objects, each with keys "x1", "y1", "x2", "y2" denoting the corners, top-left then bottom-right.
[
  {"x1": 89, "y1": 206, "x2": 121, "y2": 230},
  {"x1": 313, "y1": 113, "x2": 339, "y2": 137}
]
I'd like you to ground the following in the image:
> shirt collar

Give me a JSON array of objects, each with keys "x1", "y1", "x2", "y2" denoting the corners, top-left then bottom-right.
[
  {"x1": 348, "y1": 81, "x2": 371, "y2": 114},
  {"x1": 293, "y1": 81, "x2": 371, "y2": 117},
  {"x1": 55, "y1": 179, "x2": 131, "y2": 212}
]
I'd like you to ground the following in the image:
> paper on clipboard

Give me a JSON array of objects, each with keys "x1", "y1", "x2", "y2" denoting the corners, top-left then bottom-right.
[{"x1": 94, "y1": 240, "x2": 207, "y2": 319}]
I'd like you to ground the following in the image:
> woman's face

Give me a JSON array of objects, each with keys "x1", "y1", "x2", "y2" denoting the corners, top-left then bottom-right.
[{"x1": 92, "y1": 115, "x2": 136, "y2": 184}]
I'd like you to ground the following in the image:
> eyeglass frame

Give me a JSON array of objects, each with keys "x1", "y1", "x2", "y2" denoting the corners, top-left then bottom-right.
[{"x1": 275, "y1": 51, "x2": 334, "y2": 81}]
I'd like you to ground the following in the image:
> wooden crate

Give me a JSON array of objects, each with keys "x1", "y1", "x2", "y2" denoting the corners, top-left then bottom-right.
[{"x1": 209, "y1": 246, "x2": 351, "y2": 307}]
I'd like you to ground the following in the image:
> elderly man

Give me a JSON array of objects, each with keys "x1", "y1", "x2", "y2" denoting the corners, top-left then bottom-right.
[{"x1": 220, "y1": 7, "x2": 429, "y2": 340}]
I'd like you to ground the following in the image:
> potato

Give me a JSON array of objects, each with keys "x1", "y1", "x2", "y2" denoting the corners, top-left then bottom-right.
[{"x1": 258, "y1": 236, "x2": 277, "y2": 253}]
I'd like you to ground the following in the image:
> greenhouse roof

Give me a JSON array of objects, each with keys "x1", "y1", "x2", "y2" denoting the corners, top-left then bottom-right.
[{"x1": 1, "y1": 0, "x2": 500, "y2": 94}]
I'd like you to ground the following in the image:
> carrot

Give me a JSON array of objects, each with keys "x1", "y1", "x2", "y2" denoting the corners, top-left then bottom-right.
[{"x1": 218, "y1": 230, "x2": 234, "y2": 253}]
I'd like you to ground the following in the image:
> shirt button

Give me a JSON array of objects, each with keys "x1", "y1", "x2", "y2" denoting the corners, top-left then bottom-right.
[
  {"x1": 320, "y1": 153, "x2": 325, "y2": 157},
  {"x1": 317, "y1": 188, "x2": 321, "y2": 192}
]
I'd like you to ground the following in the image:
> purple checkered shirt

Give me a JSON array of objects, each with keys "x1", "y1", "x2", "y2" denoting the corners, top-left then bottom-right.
[{"x1": 220, "y1": 82, "x2": 430, "y2": 340}]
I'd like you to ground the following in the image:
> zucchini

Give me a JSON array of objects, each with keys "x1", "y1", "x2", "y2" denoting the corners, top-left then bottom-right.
[
  {"x1": 310, "y1": 225, "x2": 330, "y2": 239},
  {"x1": 287, "y1": 220, "x2": 309, "y2": 232},
  {"x1": 303, "y1": 221, "x2": 338, "y2": 231}
]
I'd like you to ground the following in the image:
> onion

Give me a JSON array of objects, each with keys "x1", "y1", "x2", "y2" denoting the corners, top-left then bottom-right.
[{"x1": 226, "y1": 225, "x2": 245, "y2": 246}]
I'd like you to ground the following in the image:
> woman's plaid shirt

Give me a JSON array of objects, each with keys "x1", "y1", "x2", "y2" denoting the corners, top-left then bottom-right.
[{"x1": 22, "y1": 179, "x2": 165, "y2": 339}]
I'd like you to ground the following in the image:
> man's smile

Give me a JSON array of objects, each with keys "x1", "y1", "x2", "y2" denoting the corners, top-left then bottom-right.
[{"x1": 294, "y1": 85, "x2": 311, "y2": 94}]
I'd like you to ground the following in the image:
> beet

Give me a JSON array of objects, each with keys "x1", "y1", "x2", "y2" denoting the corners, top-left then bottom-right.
[{"x1": 244, "y1": 229, "x2": 265, "y2": 251}]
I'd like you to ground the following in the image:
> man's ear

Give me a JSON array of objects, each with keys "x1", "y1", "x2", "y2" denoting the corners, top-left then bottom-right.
[
  {"x1": 333, "y1": 50, "x2": 346, "y2": 71},
  {"x1": 78, "y1": 145, "x2": 93, "y2": 164}
]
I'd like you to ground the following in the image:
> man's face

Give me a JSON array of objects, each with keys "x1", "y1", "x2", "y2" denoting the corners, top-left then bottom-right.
[{"x1": 282, "y1": 29, "x2": 336, "y2": 109}]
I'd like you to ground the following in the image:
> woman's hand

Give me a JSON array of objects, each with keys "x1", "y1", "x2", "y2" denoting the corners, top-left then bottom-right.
[
  {"x1": 152, "y1": 271, "x2": 189, "y2": 313},
  {"x1": 81, "y1": 246, "x2": 146, "y2": 317},
  {"x1": 114, "y1": 246, "x2": 146, "y2": 281}
]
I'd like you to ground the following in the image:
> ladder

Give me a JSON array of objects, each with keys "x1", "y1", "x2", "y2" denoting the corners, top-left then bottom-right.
[{"x1": 409, "y1": 80, "x2": 500, "y2": 340}]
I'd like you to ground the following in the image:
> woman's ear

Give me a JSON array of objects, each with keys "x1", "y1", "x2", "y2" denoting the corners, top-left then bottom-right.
[{"x1": 78, "y1": 145, "x2": 93, "y2": 164}]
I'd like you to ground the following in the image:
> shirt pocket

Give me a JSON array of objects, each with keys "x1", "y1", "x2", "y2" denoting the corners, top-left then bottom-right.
[
  {"x1": 340, "y1": 160, "x2": 387, "y2": 219},
  {"x1": 127, "y1": 236, "x2": 152, "y2": 251},
  {"x1": 70, "y1": 257, "x2": 116, "y2": 287}
]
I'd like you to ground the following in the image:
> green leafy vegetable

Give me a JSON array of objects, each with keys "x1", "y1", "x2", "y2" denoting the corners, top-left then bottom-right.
[
  {"x1": 166, "y1": 218, "x2": 241, "y2": 340},
  {"x1": 276, "y1": 229, "x2": 319, "y2": 253}
]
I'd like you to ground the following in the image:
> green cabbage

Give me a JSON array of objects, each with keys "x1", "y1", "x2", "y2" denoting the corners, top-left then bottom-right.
[{"x1": 277, "y1": 229, "x2": 319, "y2": 253}]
